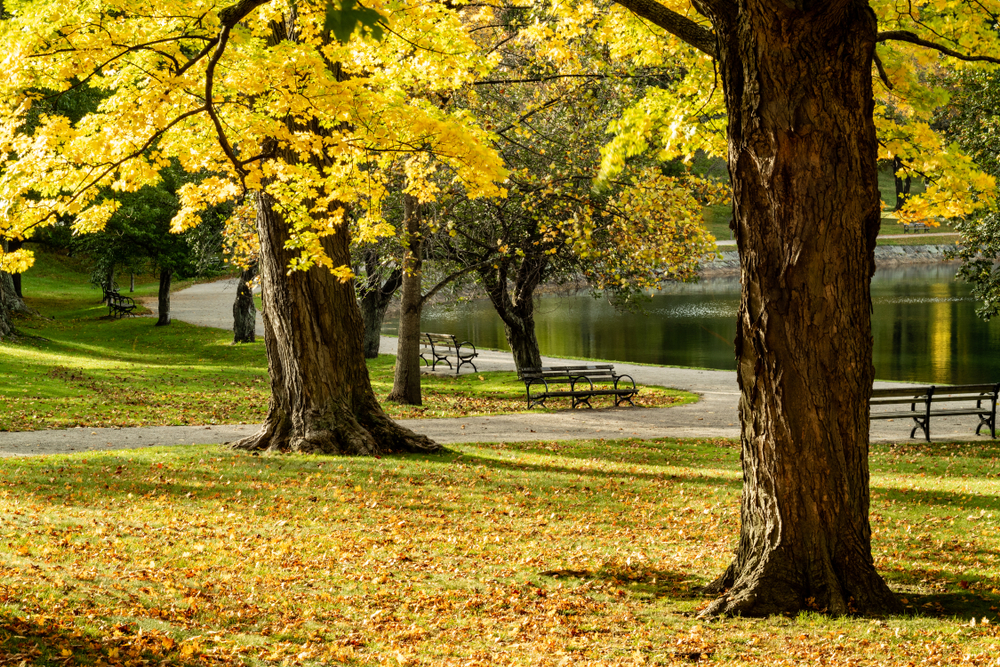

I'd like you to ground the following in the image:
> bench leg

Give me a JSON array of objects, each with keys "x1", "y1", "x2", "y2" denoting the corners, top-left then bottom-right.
[
  {"x1": 910, "y1": 416, "x2": 930, "y2": 441},
  {"x1": 976, "y1": 412, "x2": 996, "y2": 439},
  {"x1": 615, "y1": 392, "x2": 636, "y2": 407}
]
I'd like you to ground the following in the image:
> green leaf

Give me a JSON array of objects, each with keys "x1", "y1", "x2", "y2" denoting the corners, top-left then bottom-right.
[{"x1": 324, "y1": 0, "x2": 385, "y2": 44}]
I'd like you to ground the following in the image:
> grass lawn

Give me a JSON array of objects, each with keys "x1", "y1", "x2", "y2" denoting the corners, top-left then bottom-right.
[
  {"x1": 4, "y1": 438, "x2": 1000, "y2": 665},
  {"x1": 0, "y1": 250, "x2": 692, "y2": 431}
]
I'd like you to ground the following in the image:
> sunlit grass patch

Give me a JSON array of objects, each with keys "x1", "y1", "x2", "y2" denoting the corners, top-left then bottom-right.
[
  {"x1": 4, "y1": 438, "x2": 1000, "y2": 664},
  {"x1": 2, "y1": 249, "x2": 695, "y2": 431}
]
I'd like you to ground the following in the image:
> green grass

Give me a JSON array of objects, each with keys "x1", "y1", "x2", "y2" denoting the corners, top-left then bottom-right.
[
  {"x1": 4, "y1": 438, "x2": 1000, "y2": 665},
  {"x1": 1, "y1": 249, "x2": 693, "y2": 430},
  {"x1": 703, "y1": 203, "x2": 733, "y2": 243}
]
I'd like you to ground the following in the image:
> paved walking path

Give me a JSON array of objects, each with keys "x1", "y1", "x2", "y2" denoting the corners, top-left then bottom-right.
[{"x1": 0, "y1": 279, "x2": 994, "y2": 457}]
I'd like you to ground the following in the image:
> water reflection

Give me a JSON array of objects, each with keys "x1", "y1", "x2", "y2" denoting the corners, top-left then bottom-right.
[{"x1": 388, "y1": 264, "x2": 1000, "y2": 384}]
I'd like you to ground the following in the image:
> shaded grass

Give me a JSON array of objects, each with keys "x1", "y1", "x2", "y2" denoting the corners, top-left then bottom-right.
[
  {"x1": 1, "y1": 251, "x2": 692, "y2": 431},
  {"x1": 4, "y1": 438, "x2": 1000, "y2": 665}
]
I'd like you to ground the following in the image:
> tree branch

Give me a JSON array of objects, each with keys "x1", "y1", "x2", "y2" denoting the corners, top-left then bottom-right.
[
  {"x1": 612, "y1": 0, "x2": 717, "y2": 58},
  {"x1": 419, "y1": 260, "x2": 490, "y2": 305},
  {"x1": 873, "y1": 50, "x2": 892, "y2": 90},
  {"x1": 877, "y1": 30, "x2": 1000, "y2": 65}
]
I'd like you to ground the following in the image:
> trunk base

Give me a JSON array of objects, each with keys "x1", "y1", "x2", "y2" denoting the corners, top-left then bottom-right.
[
  {"x1": 232, "y1": 404, "x2": 439, "y2": 456},
  {"x1": 700, "y1": 557, "x2": 902, "y2": 618}
]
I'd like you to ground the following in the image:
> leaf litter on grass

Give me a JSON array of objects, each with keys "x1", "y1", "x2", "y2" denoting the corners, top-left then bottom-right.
[{"x1": 5, "y1": 438, "x2": 1000, "y2": 664}]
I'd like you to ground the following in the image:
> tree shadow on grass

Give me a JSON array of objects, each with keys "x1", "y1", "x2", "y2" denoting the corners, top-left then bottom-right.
[
  {"x1": 891, "y1": 588, "x2": 1000, "y2": 621},
  {"x1": 538, "y1": 565, "x2": 708, "y2": 600},
  {"x1": 0, "y1": 610, "x2": 204, "y2": 666}
]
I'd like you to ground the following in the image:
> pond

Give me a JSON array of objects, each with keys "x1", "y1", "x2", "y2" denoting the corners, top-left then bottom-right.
[{"x1": 386, "y1": 264, "x2": 1000, "y2": 385}]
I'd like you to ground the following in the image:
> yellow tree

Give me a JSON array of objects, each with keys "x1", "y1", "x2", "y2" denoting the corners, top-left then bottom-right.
[
  {"x1": 0, "y1": 0, "x2": 505, "y2": 454},
  {"x1": 571, "y1": 0, "x2": 999, "y2": 616}
]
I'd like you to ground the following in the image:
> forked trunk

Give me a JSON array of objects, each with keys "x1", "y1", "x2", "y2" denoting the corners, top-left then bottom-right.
[
  {"x1": 233, "y1": 263, "x2": 257, "y2": 344},
  {"x1": 155, "y1": 268, "x2": 172, "y2": 326},
  {"x1": 232, "y1": 191, "x2": 437, "y2": 455},
  {"x1": 359, "y1": 277, "x2": 399, "y2": 358},
  {"x1": 388, "y1": 194, "x2": 424, "y2": 405},
  {"x1": 480, "y1": 257, "x2": 546, "y2": 374},
  {"x1": 358, "y1": 251, "x2": 402, "y2": 359},
  {"x1": 700, "y1": 1, "x2": 901, "y2": 617}
]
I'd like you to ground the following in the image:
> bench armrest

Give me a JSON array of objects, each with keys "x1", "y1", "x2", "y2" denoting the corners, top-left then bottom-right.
[{"x1": 614, "y1": 374, "x2": 636, "y2": 392}]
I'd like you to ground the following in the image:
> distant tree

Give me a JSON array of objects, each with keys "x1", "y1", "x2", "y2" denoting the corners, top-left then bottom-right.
[
  {"x1": 941, "y1": 68, "x2": 1000, "y2": 319},
  {"x1": 233, "y1": 262, "x2": 257, "y2": 344},
  {"x1": 356, "y1": 244, "x2": 402, "y2": 358},
  {"x1": 74, "y1": 166, "x2": 229, "y2": 324},
  {"x1": 442, "y1": 55, "x2": 717, "y2": 372}
]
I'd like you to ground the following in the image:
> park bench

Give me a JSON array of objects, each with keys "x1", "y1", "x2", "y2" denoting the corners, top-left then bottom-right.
[
  {"x1": 521, "y1": 364, "x2": 638, "y2": 409},
  {"x1": 869, "y1": 383, "x2": 1000, "y2": 441},
  {"x1": 103, "y1": 286, "x2": 137, "y2": 319},
  {"x1": 419, "y1": 332, "x2": 478, "y2": 374},
  {"x1": 902, "y1": 222, "x2": 929, "y2": 233}
]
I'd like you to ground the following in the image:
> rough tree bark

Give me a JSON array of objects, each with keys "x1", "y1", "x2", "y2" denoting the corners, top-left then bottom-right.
[
  {"x1": 357, "y1": 248, "x2": 402, "y2": 359},
  {"x1": 233, "y1": 262, "x2": 257, "y2": 344},
  {"x1": 688, "y1": 0, "x2": 901, "y2": 617},
  {"x1": 479, "y1": 256, "x2": 547, "y2": 374},
  {"x1": 1, "y1": 241, "x2": 28, "y2": 315},
  {"x1": 232, "y1": 191, "x2": 438, "y2": 455},
  {"x1": 4, "y1": 238, "x2": 25, "y2": 300},
  {"x1": 155, "y1": 268, "x2": 172, "y2": 326},
  {"x1": 0, "y1": 280, "x2": 12, "y2": 340},
  {"x1": 388, "y1": 194, "x2": 425, "y2": 405}
]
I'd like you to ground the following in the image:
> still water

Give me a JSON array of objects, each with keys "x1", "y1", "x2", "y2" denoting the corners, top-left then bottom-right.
[{"x1": 390, "y1": 265, "x2": 1000, "y2": 385}]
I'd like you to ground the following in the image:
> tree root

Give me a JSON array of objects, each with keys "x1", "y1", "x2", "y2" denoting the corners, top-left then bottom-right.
[
  {"x1": 698, "y1": 559, "x2": 902, "y2": 618},
  {"x1": 231, "y1": 404, "x2": 439, "y2": 456}
]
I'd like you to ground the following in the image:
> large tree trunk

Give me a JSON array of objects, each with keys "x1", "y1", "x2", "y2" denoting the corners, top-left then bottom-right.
[
  {"x1": 232, "y1": 191, "x2": 437, "y2": 455},
  {"x1": 388, "y1": 195, "x2": 425, "y2": 405},
  {"x1": 699, "y1": 2, "x2": 901, "y2": 617},
  {"x1": 358, "y1": 248, "x2": 402, "y2": 359},
  {"x1": 155, "y1": 268, "x2": 172, "y2": 326},
  {"x1": 5, "y1": 238, "x2": 24, "y2": 300},
  {"x1": 233, "y1": 262, "x2": 257, "y2": 344},
  {"x1": 1, "y1": 240, "x2": 28, "y2": 314},
  {"x1": 0, "y1": 281, "x2": 12, "y2": 340},
  {"x1": 480, "y1": 256, "x2": 547, "y2": 374}
]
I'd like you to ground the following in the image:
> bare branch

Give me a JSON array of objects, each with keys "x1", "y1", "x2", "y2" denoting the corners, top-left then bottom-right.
[
  {"x1": 419, "y1": 260, "x2": 490, "y2": 305},
  {"x1": 877, "y1": 30, "x2": 1000, "y2": 65},
  {"x1": 873, "y1": 49, "x2": 893, "y2": 90},
  {"x1": 612, "y1": 0, "x2": 717, "y2": 58}
]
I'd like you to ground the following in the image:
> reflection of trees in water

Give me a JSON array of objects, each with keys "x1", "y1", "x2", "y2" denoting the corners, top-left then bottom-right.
[{"x1": 413, "y1": 265, "x2": 1000, "y2": 384}]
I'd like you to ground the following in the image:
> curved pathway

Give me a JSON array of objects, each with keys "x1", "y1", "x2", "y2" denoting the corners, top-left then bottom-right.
[{"x1": 0, "y1": 279, "x2": 992, "y2": 457}]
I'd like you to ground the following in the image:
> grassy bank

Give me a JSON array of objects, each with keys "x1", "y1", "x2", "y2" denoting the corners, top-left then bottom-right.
[
  {"x1": 3, "y1": 438, "x2": 1000, "y2": 665},
  {"x1": 1, "y1": 251, "x2": 692, "y2": 431}
]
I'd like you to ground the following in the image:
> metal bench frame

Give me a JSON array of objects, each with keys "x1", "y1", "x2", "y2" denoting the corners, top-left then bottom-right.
[
  {"x1": 419, "y1": 332, "x2": 478, "y2": 374},
  {"x1": 521, "y1": 365, "x2": 638, "y2": 409},
  {"x1": 103, "y1": 286, "x2": 137, "y2": 319},
  {"x1": 870, "y1": 383, "x2": 1000, "y2": 441}
]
